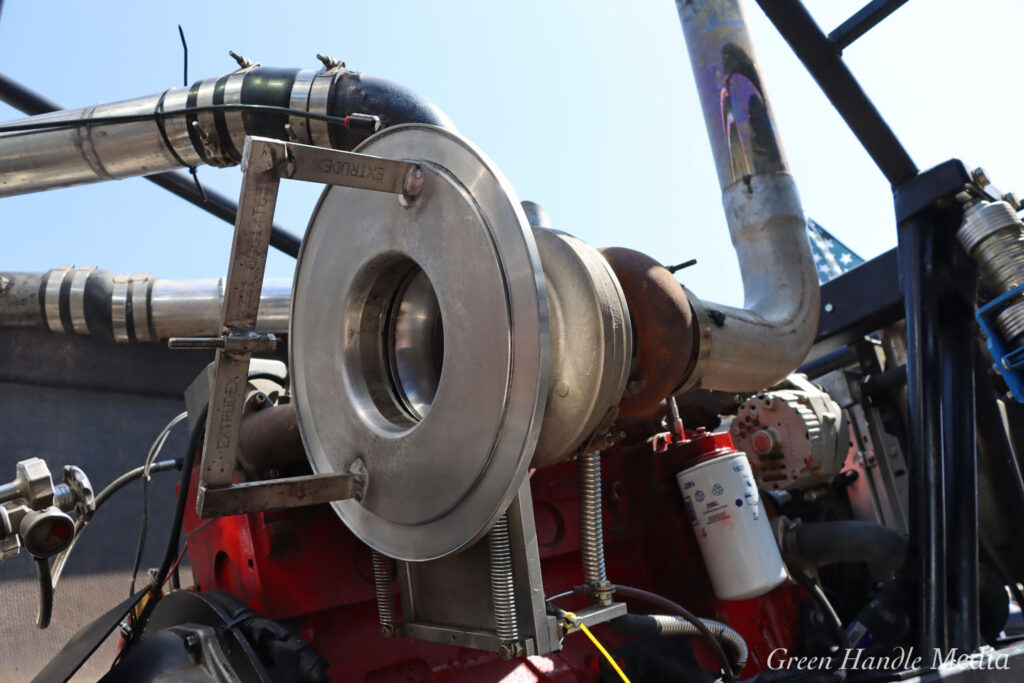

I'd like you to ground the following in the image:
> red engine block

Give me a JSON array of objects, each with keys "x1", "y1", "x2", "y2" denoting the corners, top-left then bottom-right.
[{"x1": 182, "y1": 430, "x2": 803, "y2": 681}]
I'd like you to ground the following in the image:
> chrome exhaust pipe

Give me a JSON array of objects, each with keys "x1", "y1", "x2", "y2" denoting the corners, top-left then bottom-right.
[
  {"x1": 676, "y1": 0, "x2": 820, "y2": 392},
  {"x1": 0, "y1": 62, "x2": 452, "y2": 197}
]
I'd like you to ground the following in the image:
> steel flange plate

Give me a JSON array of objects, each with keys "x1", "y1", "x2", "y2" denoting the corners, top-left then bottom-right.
[{"x1": 290, "y1": 125, "x2": 549, "y2": 561}]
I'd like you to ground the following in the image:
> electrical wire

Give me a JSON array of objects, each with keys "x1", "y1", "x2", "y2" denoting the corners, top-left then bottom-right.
[
  {"x1": 786, "y1": 561, "x2": 850, "y2": 651},
  {"x1": 162, "y1": 542, "x2": 189, "y2": 587},
  {"x1": 562, "y1": 612, "x2": 630, "y2": 682},
  {"x1": 128, "y1": 412, "x2": 187, "y2": 598},
  {"x1": 0, "y1": 103, "x2": 376, "y2": 136},
  {"x1": 154, "y1": 405, "x2": 207, "y2": 590}
]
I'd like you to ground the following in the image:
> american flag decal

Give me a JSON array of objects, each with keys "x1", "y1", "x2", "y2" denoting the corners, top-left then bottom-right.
[{"x1": 806, "y1": 218, "x2": 864, "y2": 284}]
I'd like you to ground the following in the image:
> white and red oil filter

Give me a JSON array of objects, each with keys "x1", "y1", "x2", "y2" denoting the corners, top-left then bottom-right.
[{"x1": 676, "y1": 443, "x2": 787, "y2": 601}]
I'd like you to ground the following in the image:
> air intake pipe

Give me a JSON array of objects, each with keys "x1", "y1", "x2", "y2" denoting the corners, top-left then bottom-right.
[
  {"x1": 0, "y1": 60, "x2": 453, "y2": 196},
  {"x1": 0, "y1": 268, "x2": 289, "y2": 342},
  {"x1": 673, "y1": 0, "x2": 820, "y2": 393}
]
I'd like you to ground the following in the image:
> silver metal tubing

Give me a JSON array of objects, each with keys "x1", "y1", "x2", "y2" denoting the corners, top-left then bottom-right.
[
  {"x1": 149, "y1": 277, "x2": 291, "y2": 339},
  {"x1": 0, "y1": 268, "x2": 291, "y2": 341},
  {"x1": 676, "y1": 0, "x2": 820, "y2": 393},
  {"x1": 579, "y1": 452, "x2": 612, "y2": 605},
  {"x1": 488, "y1": 513, "x2": 519, "y2": 647},
  {"x1": 651, "y1": 615, "x2": 748, "y2": 671},
  {"x1": 371, "y1": 550, "x2": 398, "y2": 637},
  {"x1": 0, "y1": 65, "x2": 453, "y2": 197}
]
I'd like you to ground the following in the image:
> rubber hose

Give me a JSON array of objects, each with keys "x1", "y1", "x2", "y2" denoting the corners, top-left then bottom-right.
[
  {"x1": 35, "y1": 557, "x2": 53, "y2": 629},
  {"x1": 790, "y1": 520, "x2": 907, "y2": 571},
  {"x1": 94, "y1": 459, "x2": 183, "y2": 511}
]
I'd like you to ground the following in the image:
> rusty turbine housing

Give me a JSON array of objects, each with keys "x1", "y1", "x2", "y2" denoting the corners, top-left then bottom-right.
[{"x1": 600, "y1": 247, "x2": 697, "y2": 418}]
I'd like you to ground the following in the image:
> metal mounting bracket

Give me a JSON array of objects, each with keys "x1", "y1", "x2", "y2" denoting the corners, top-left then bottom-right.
[{"x1": 175, "y1": 135, "x2": 422, "y2": 518}]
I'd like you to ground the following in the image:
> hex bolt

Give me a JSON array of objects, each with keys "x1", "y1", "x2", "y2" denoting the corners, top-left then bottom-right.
[
  {"x1": 168, "y1": 336, "x2": 224, "y2": 350},
  {"x1": 183, "y1": 633, "x2": 201, "y2": 663},
  {"x1": 498, "y1": 640, "x2": 525, "y2": 660},
  {"x1": 316, "y1": 54, "x2": 345, "y2": 71},
  {"x1": 972, "y1": 167, "x2": 990, "y2": 189},
  {"x1": 228, "y1": 51, "x2": 255, "y2": 69},
  {"x1": 624, "y1": 378, "x2": 646, "y2": 397}
]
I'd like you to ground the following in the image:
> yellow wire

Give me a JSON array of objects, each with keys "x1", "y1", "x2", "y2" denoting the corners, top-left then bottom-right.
[{"x1": 563, "y1": 612, "x2": 631, "y2": 683}]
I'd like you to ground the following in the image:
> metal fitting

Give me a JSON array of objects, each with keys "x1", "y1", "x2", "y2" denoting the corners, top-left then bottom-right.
[
  {"x1": 498, "y1": 640, "x2": 525, "y2": 660},
  {"x1": 0, "y1": 458, "x2": 55, "y2": 509},
  {"x1": 958, "y1": 200, "x2": 1024, "y2": 342}
]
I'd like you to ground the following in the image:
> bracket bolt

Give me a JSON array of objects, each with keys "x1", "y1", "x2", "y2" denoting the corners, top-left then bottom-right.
[
  {"x1": 228, "y1": 51, "x2": 255, "y2": 69},
  {"x1": 316, "y1": 54, "x2": 345, "y2": 71},
  {"x1": 498, "y1": 641, "x2": 525, "y2": 660}
]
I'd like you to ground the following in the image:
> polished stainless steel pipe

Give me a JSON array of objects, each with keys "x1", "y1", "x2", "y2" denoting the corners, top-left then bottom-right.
[
  {"x1": 676, "y1": 0, "x2": 820, "y2": 393},
  {"x1": 0, "y1": 268, "x2": 290, "y2": 342},
  {"x1": 0, "y1": 64, "x2": 452, "y2": 197}
]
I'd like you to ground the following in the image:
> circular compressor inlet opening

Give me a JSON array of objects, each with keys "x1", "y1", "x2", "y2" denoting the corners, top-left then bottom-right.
[
  {"x1": 386, "y1": 266, "x2": 444, "y2": 420},
  {"x1": 354, "y1": 255, "x2": 444, "y2": 426}
]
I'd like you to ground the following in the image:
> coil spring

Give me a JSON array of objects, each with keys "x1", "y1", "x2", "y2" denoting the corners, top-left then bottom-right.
[
  {"x1": 579, "y1": 451, "x2": 607, "y2": 585},
  {"x1": 371, "y1": 550, "x2": 397, "y2": 632},
  {"x1": 488, "y1": 513, "x2": 519, "y2": 643}
]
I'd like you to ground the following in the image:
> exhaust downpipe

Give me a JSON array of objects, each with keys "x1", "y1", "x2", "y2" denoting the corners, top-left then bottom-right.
[{"x1": 675, "y1": 0, "x2": 820, "y2": 393}]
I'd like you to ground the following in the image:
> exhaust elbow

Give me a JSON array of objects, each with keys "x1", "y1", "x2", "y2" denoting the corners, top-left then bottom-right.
[{"x1": 675, "y1": 0, "x2": 820, "y2": 393}]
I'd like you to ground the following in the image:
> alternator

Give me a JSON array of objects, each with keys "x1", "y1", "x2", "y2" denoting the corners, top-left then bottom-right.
[{"x1": 729, "y1": 374, "x2": 845, "y2": 491}]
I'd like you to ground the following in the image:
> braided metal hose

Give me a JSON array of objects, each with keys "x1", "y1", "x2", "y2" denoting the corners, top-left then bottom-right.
[
  {"x1": 488, "y1": 513, "x2": 520, "y2": 652},
  {"x1": 371, "y1": 550, "x2": 397, "y2": 637},
  {"x1": 653, "y1": 615, "x2": 749, "y2": 671},
  {"x1": 579, "y1": 452, "x2": 613, "y2": 604}
]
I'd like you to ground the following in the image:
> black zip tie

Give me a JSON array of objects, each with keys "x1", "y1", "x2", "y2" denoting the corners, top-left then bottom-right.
[
  {"x1": 178, "y1": 25, "x2": 188, "y2": 87},
  {"x1": 188, "y1": 167, "x2": 207, "y2": 203}
]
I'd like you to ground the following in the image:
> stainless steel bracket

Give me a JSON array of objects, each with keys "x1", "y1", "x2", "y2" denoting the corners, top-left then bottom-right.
[
  {"x1": 395, "y1": 480, "x2": 563, "y2": 657},
  {"x1": 175, "y1": 135, "x2": 422, "y2": 519}
]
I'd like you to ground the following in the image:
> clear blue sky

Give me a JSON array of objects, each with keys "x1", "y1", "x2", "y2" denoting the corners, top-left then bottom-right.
[{"x1": 3, "y1": 1, "x2": 1023, "y2": 307}]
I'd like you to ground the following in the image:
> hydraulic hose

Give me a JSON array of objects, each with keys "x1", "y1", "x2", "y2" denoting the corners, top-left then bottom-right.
[
  {"x1": 613, "y1": 584, "x2": 736, "y2": 680},
  {"x1": 610, "y1": 613, "x2": 748, "y2": 673},
  {"x1": 35, "y1": 558, "x2": 53, "y2": 629},
  {"x1": 94, "y1": 459, "x2": 183, "y2": 511}
]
